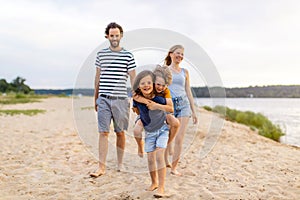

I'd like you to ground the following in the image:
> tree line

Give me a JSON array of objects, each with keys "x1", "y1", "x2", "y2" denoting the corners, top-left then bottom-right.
[
  {"x1": 0, "y1": 77, "x2": 32, "y2": 94},
  {"x1": 3, "y1": 76, "x2": 299, "y2": 98},
  {"x1": 39, "y1": 86, "x2": 300, "y2": 98},
  {"x1": 191, "y1": 85, "x2": 300, "y2": 98}
]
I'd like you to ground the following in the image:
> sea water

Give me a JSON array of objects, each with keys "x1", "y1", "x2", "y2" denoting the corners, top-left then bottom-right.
[{"x1": 196, "y1": 98, "x2": 300, "y2": 147}]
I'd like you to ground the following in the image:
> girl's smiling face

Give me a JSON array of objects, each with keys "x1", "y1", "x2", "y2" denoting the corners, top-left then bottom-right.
[
  {"x1": 139, "y1": 75, "x2": 154, "y2": 96},
  {"x1": 155, "y1": 76, "x2": 167, "y2": 93}
]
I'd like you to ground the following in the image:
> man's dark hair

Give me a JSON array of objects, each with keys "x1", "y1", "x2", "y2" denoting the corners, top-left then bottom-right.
[{"x1": 105, "y1": 22, "x2": 123, "y2": 35}]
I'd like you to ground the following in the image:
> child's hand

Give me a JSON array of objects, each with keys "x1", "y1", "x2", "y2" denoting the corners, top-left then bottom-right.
[
  {"x1": 132, "y1": 107, "x2": 140, "y2": 115},
  {"x1": 132, "y1": 91, "x2": 137, "y2": 97},
  {"x1": 133, "y1": 92, "x2": 141, "y2": 101},
  {"x1": 146, "y1": 101, "x2": 159, "y2": 110}
]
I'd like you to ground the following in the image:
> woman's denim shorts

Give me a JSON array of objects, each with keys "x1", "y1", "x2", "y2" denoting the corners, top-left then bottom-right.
[{"x1": 172, "y1": 96, "x2": 191, "y2": 118}]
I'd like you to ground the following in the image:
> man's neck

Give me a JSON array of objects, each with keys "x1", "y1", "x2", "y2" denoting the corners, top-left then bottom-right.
[{"x1": 110, "y1": 46, "x2": 122, "y2": 52}]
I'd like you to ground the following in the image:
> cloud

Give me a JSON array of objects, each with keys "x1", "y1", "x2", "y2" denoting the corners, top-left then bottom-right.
[{"x1": 1, "y1": 0, "x2": 300, "y2": 88}]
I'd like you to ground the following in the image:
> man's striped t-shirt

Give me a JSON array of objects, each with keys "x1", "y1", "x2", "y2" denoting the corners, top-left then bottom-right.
[{"x1": 95, "y1": 48, "x2": 136, "y2": 98}]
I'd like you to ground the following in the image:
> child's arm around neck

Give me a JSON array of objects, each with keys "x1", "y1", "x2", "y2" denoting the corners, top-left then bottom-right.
[{"x1": 133, "y1": 93, "x2": 153, "y2": 104}]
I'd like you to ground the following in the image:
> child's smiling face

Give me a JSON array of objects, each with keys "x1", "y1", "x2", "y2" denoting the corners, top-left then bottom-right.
[
  {"x1": 139, "y1": 75, "x2": 154, "y2": 96},
  {"x1": 155, "y1": 76, "x2": 167, "y2": 93}
]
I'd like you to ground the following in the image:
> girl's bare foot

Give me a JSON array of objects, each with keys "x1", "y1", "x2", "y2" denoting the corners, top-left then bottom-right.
[
  {"x1": 170, "y1": 170, "x2": 182, "y2": 176},
  {"x1": 145, "y1": 184, "x2": 158, "y2": 191},
  {"x1": 90, "y1": 168, "x2": 105, "y2": 178}
]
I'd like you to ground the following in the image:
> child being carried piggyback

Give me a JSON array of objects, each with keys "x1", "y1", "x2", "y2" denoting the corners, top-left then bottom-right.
[
  {"x1": 132, "y1": 69, "x2": 172, "y2": 198},
  {"x1": 132, "y1": 65, "x2": 180, "y2": 167}
]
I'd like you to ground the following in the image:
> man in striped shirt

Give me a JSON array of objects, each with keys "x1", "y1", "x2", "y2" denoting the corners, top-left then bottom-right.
[{"x1": 90, "y1": 22, "x2": 136, "y2": 177}]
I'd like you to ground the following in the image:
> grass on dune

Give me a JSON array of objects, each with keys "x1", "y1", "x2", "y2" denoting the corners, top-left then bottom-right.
[
  {"x1": 0, "y1": 93, "x2": 48, "y2": 116},
  {"x1": 203, "y1": 105, "x2": 285, "y2": 142},
  {"x1": 0, "y1": 93, "x2": 48, "y2": 104},
  {"x1": 0, "y1": 109, "x2": 46, "y2": 116}
]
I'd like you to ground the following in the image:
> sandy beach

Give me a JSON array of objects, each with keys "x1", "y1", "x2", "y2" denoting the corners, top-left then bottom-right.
[{"x1": 0, "y1": 97, "x2": 299, "y2": 200}]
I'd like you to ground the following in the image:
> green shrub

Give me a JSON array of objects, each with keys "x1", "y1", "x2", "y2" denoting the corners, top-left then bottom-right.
[
  {"x1": 203, "y1": 105, "x2": 212, "y2": 111},
  {"x1": 259, "y1": 122, "x2": 283, "y2": 142},
  {"x1": 212, "y1": 105, "x2": 227, "y2": 116},
  {"x1": 57, "y1": 93, "x2": 68, "y2": 97},
  {"x1": 226, "y1": 108, "x2": 237, "y2": 121},
  {"x1": 15, "y1": 93, "x2": 26, "y2": 99},
  {"x1": 210, "y1": 105, "x2": 285, "y2": 142}
]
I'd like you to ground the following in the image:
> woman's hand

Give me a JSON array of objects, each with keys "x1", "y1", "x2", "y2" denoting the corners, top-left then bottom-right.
[{"x1": 192, "y1": 112, "x2": 198, "y2": 124}]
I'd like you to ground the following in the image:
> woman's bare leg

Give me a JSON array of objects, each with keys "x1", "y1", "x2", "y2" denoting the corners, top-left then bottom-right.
[{"x1": 171, "y1": 117, "x2": 189, "y2": 176}]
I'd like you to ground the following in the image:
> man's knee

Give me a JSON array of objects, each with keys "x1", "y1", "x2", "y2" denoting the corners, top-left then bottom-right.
[
  {"x1": 116, "y1": 131, "x2": 125, "y2": 137},
  {"x1": 99, "y1": 132, "x2": 109, "y2": 137}
]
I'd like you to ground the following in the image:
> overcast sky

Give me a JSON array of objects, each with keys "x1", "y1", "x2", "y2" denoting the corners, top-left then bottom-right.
[{"x1": 1, "y1": 0, "x2": 300, "y2": 89}]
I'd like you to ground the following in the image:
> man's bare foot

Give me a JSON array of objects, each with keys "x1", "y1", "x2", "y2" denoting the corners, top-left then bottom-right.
[
  {"x1": 153, "y1": 187, "x2": 165, "y2": 198},
  {"x1": 166, "y1": 163, "x2": 172, "y2": 168},
  {"x1": 145, "y1": 184, "x2": 158, "y2": 191},
  {"x1": 170, "y1": 170, "x2": 182, "y2": 176},
  {"x1": 90, "y1": 169, "x2": 105, "y2": 178},
  {"x1": 137, "y1": 141, "x2": 144, "y2": 158},
  {"x1": 117, "y1": 164, "x2": 124, "y2": 172}
]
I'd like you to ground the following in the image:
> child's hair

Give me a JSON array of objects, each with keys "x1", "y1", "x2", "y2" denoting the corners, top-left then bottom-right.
[
  {"x1": 133, "y1": 70, "x2": 155, "y2": 96},
  {"x1": 153, "y1": 65, "x2": 172, "y2": 85},
  {"x1": 164, "y1": 45, "x2": 184, "y2": 66}
]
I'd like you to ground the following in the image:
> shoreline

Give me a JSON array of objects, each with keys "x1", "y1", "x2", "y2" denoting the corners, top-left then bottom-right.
[
  {"x1": 196, "y1": 97, "x2": 300, "y2": 147},
  {"x1": 1, "y1": 97, "x2": 299, "y2": 199}
]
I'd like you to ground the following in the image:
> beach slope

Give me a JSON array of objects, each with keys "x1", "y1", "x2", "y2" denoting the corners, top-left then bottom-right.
[{"x1": 0, "y1": 97, "x2": 299, "y2": 199}]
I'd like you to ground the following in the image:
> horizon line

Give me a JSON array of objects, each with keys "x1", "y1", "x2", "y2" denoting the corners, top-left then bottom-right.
[{"x1": 32, "y1": 84, "x2": 300, "y2": 90}]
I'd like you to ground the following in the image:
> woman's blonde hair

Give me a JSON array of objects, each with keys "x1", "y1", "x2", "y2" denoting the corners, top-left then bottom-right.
[
  {"x1": 153, "y1": 65, "x2": 172, "y2": 85},
  {"x1": 164, "y1": 44, "x2": 184, "y2": 66}
]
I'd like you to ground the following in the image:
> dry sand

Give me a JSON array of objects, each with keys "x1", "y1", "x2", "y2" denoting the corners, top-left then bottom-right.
[{"x1": 0, "y1": 97, "x2": 299, "y2": 200}]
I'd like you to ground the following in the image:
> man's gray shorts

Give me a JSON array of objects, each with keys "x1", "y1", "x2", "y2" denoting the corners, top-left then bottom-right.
[{"x1": 96, "y1": 96, "x2": 130, "y2": 133}]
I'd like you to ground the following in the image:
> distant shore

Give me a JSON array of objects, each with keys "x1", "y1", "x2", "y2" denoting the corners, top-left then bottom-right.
[{"x1": 34, "y1": 85, "x2": 300, "y2": 98}]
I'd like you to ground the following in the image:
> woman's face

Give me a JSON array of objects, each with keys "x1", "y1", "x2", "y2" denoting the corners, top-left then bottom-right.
[
  {"x1": 139, "y1": 75, "x2": 153, "y2": 96},
  {"x1": 155, "y1": 76, "x2": 167, "y2": 93},
  {"x1": 170, "y1": 48, "x2": 184, "y2": 64}
]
